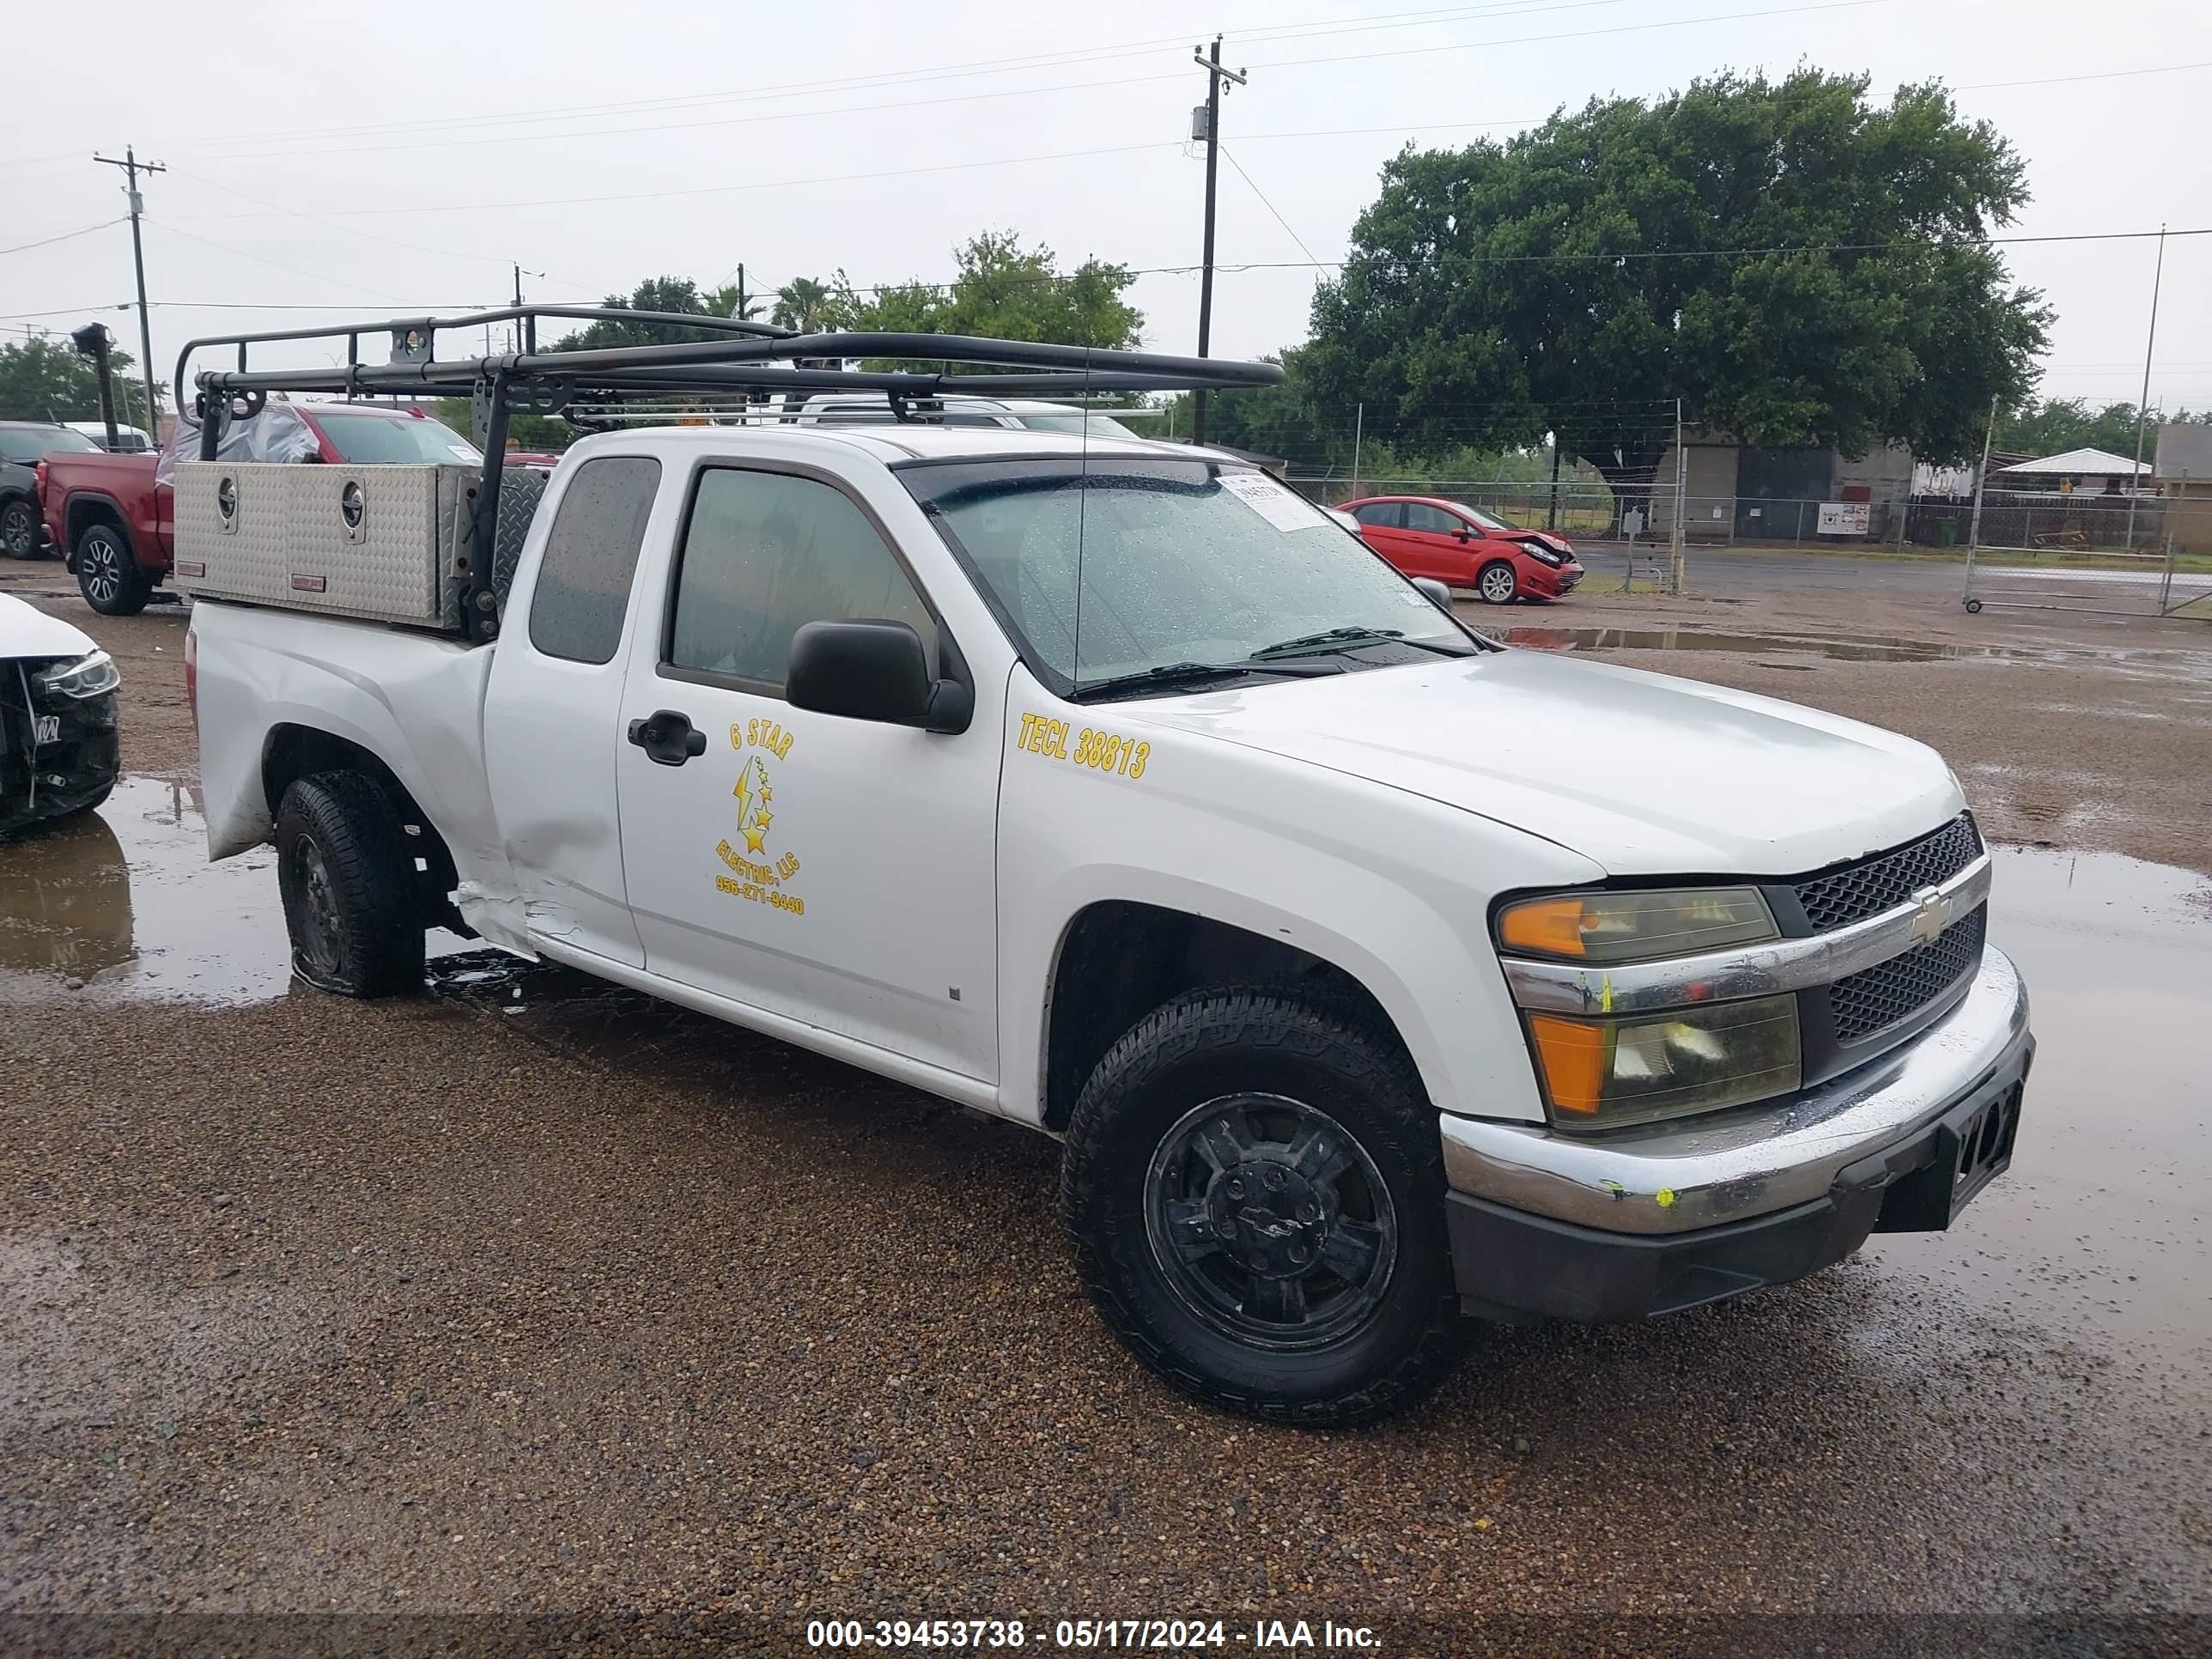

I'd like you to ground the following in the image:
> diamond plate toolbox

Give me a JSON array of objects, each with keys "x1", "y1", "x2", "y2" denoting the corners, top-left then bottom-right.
[{"x1": 172, "y1": 460, "x2": 473, "y2": 629}]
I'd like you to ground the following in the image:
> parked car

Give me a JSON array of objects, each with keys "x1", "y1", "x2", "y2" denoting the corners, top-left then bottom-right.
[
  {"x1": 185, "y1": 372, "x2": 2030, "y2": 1424},
  {"x1": 38, "y1": 401, "x2": 482, "y2": 616},
  {"x1": 63, "y1": 421, "x2": 158, "y2": 453},
  {"x1": 0, "y1": 592, "x2": 121, "y2": 835},
  {"x1": 789, "y1": 392, "x2": 1143, "y2": 439},
  {"x1": 2, "y1": 422, "x2": 106, "y2": 560},
  {"x1": 1340, "y1": 495, "x2": 1583, "y2": 604}
]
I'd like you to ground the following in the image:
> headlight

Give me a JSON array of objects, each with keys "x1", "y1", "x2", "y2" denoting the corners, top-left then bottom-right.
[
  {"x1": 1497, "y1": 886, "x2": 1778, "y2": 963},
  {"x1": 34, "y1": 649, "x2": 122, "y2": 699},
  {"x1": 1524, "y1": 996, "x2": 1802, "y2": 1129},
  {"x1": 1498, "y1": 885, "x2": 1796, "y2": 1129},
  {"x1": 1521, "y1": 542, "x2": 1564, "y2": 565}
]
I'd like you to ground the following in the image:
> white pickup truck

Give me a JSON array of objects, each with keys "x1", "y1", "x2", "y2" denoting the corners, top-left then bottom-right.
[{"x1": 180, "y1": 322, "x2": 2031, "y2": 1425}]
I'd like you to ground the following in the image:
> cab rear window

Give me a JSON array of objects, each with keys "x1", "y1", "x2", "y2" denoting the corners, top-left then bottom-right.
[{"x1": 528, "y1": 456, "x2": 661, "y2": 665}]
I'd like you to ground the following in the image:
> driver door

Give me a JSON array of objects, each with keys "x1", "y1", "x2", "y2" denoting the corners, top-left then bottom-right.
[{"x1": 612, "y1": 459, "x2": 1002, "y2": 1084}]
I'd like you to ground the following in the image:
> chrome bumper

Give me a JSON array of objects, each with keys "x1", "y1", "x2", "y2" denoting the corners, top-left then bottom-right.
[{"x1": 1440, "y1": 945, "x2": 2031, "y2": 1236}]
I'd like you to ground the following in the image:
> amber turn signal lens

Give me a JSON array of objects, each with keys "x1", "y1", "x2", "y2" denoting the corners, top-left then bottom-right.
[
  {"x1": 1498, "y1": 897, "x2": 1595, "y2": 958},
  {"x1": 1525, "y1": 1014, "x2": 1609, "y2": 1115}
]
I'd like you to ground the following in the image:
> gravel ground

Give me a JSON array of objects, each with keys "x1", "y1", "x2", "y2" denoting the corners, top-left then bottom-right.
[{"x1": 3, "y1": 559, "x2": 2209, "y2": 1655}]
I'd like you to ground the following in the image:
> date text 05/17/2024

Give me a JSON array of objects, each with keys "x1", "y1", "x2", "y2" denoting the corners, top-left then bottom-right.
[{"x1": 804, "y1": 1617, "x2": 1381, "y2": 1650}]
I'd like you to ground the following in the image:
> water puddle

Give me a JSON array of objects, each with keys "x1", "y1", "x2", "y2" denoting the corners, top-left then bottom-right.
[
  {"x1": 0, "y1": 775, "x2": 295, "y2": 1005},
  {"x1": 1873, "y1": 845, "x2": 2212, "y2": 1361},
  {"x1": 0, "y1": 774, "x2": 468, "y2": 1006},
  {"x1": 1500, "y1": 624, "x2": 2209, "y2": 667}
]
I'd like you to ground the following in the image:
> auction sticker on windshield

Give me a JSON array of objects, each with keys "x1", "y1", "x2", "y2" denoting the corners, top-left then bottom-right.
[{"x1": 1218, "y1": 471, "x2": 1324, "y2": 533}]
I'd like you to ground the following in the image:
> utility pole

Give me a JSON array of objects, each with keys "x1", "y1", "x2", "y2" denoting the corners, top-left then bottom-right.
[
  {"x1": 2124, "y1": 223, "x2": 2166, "y2": 554},
  {"x1": 735, "y1": 263, "x2": 748, "y2": 320},
  {"x1": 1350, "y1": 403, "x2": 1364, "y2": 497},
  {"x1": 1547, "y1": 436, "x2": 1562, "y2": 531},
  {"x1": 93, "y1": 147, "x2": 165, "y2": 435},
  {"x1": 1188, "y1": 36, "x2": 1247, "y2": 449},
  {"x1": 1669, "y1": 398, "x2": 1688, "y2": 596},
  {"x1": 1964, "y1": 392, "x2": 1997, "y2": 603}
]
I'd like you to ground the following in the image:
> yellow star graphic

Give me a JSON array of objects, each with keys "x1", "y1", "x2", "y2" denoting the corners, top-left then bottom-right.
[
  {"x1": 758, "y1": 782, "x2": 773, "y2": 802},
  {"x1": 754, "y1": 810, "x2": 772, "y2": 831},
  {"x1": 742, "y1": 824, "x2": 768, "y2": 854}
]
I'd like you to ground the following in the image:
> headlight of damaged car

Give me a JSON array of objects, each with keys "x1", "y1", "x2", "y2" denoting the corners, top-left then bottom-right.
[
  {"x1": 1497, "y1": 887, "x2": 1799, "y2": 1129},
  {"x1": 35, "y1": 650, "x2": 122, "y2": 699}
]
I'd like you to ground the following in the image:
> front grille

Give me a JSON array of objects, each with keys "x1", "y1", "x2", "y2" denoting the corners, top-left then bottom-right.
[
  {"x1": 1794, "y1": 814, "x2": 1983, "y2": 933},
  {"x1": 1827, "y1": 905, "x2": 1986, "y2": 1043}
]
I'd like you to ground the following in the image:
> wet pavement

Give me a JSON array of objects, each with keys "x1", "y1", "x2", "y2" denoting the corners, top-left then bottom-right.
[{"x1": 1499, "y1": 623, "x2": 2212, "y2": 670}]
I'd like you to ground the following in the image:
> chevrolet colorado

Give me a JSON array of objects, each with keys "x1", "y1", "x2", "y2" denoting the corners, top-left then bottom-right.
[{"x1": 178, "y1": 315, "x2": 2032, "y2": 1424}]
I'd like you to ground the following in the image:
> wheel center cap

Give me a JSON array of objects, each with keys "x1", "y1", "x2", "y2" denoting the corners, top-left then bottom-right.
[{"x1": 1209, "y1": 1159, "x2": 1328, "y2": 1278}]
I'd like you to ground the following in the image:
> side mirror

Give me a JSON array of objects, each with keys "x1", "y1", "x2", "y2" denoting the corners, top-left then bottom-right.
[
  {"x1": 1453, "y1": 526, "x2": 1473, "y2": 543},
  {"x1": 1413, "y1": 577, "x2": 1454, "y2": 612},
  {"x1": 787, "y1": 619, "x2": 973, "y2": 734}
]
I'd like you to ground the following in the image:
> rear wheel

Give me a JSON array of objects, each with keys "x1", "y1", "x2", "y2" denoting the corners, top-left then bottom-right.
[
  {"x1": 0, "y1": 498, "x2": 39, "y2": 560},
  {"x1": 1476, "y1": 560, "x2": 1519, "y2": 605},
  {"x1": 75, "y1": 521, "x2": 149, "y2": 615},
  {"x1": 274, "y1": 771, "x2": 426, "y2": 997},
  {"x1": 1060, "y1": 987, "x2": 1465, "y2": 1426}
]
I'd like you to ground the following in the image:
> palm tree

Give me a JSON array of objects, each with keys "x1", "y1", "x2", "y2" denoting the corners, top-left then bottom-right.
[{"x1": 772, "y1": 276, "x2": 836, "y2": 333}]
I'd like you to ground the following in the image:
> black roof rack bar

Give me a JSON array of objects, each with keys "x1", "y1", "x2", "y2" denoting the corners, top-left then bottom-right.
[
  {"x1": 174, "y1": 303, "x2": 793, "y2": 411},
  {"x1": 183, "y1": 312, "x2": 1283, "y2": 408}
]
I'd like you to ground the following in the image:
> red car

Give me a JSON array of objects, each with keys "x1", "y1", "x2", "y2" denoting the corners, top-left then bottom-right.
[{"x1": 1339, "y1": 495, "x2": 1583, "y2": 604}]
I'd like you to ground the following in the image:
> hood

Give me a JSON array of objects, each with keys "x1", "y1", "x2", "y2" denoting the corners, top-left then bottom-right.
[
  {"x1": 1129, "y1": 648, "x2": 1963, "y2": 878},
  {"x1": 0, "y1": 594, "x2": 98, "y2": 662}
]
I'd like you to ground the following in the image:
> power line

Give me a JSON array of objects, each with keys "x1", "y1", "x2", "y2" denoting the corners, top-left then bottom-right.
[
  {"x1": 146, "y1": 219, "x2": 416, "y2": 304},
  {"x1": 2, "y1": 2, "x2": 1628, "y2": 169},
  {"x1": 0, "y1": 218, "x2": 126, "y2": 258},
  {"x1": 119, "y1": 0, "x2": 1880, "y2": 168},
  {"x1": 1218, "y1": 146, "x2": 1322, "y2": 266}
]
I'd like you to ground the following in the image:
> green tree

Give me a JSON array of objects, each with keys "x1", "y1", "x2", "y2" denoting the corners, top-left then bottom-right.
[
  {"x1": 1302, "y1": 70, "x2": 2051, "y2": 514},
  {"x1": 842, "y1": 232, "x2": 1143, "y2": 354},
  {"x1": 552, "y1": 276, "x2": 749, "y2": 350},
  {"x1": 1995, "y1": 397, "x2": 2203, "y2": 460},
  {"x1": 770, "y1": 275, "x2": 845, "y2": 333},
  {"x1": 0, "y1": 335, "x2": 157, "y2": 428}
]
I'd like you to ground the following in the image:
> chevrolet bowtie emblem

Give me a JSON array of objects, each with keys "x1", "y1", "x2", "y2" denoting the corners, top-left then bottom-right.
[{"x1": 1907, "y1": 885, "x2": 1951, "y2": 945}]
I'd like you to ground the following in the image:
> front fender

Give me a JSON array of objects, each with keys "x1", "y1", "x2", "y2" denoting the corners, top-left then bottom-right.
[{"x1": 994, "y1": 686, "x2": 1604, "y2": 1127}]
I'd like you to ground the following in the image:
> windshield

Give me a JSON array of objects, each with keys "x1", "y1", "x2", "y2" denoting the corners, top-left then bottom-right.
[
  {"x1": 1462, "y1": 504, "x2": 1516, "y2": 532},
  {"x1": 310, "y1": 410, "x2": 483, "y2": 465},
  {"x1": 902, "y1": 458, "x2": 1473, "y2": 695},
  {"x1": 1012, "y1": 411, "x2": 1141, "y2": 440},
  {"x1": 0, "y1": 427, "x2": 100, "y2": 462}
]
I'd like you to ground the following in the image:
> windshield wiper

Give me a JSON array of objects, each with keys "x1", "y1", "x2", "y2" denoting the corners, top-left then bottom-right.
[
  {"x1": 1070, "y1": 659, "x2": 1336, "y2": 702},
  {"x1": 1249, "y1": 626, "x2": 1474, "y2": 661}
]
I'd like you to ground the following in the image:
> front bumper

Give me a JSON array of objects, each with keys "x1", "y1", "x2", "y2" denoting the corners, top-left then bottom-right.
[
  {"x1": 1440, "y1": 944, "x2": 2031, "y2": 1321},
  {"x1": 0, "y1": 684, "x2": 119, "y2": 835}
]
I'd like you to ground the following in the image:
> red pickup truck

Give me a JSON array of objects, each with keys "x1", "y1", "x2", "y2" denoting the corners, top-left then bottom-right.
[{"x1": 39, "y1": 401, "x2": 483, "y2": 615}]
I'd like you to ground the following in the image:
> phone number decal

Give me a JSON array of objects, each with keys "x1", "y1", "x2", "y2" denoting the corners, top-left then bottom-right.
[{"x1": 1018, "y1": 714, "x2": 1151, "y2": 781}]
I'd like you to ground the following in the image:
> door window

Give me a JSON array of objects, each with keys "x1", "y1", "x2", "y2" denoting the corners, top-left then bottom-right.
[
  {"x1": 528, "y1": 455, "x2": 662, "y2": 665},
  {"x1": 1402, "y1": 503, "x2": 1463, "y2": 536},
  {"x1": 1351, "y1": 501, "x2": 1402, "y2": 528},
  {"x1": 668, "y1": 467, "x2": 936, "y2": 689}
]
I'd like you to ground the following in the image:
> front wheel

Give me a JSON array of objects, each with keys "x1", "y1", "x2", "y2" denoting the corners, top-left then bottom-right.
[
  {"x1": 274, "y1": 771, "x2": 427, "y2": 997},
  {"x1": 1476, "y1": 560, "x2": 1519, "y2": 605},
  {"x1": 75, "y1": 522, "x2": 150, "y2": 615},
  {"x1": 1060, "y1": 988, "x2": 1465, "y2": 1426},
  {"x1": 0, "y1": 497, "x2": 40, "y2": 560}
]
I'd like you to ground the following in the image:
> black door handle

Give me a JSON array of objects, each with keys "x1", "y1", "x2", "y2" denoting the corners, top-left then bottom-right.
[{"x1": 626, "y1": 708, "x2": 708, "y2": 767}]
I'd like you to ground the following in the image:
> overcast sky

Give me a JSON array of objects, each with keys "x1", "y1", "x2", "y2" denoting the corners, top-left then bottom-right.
[{"x1": 4, "y1": 0, "x2": 2208, "y2": 426}]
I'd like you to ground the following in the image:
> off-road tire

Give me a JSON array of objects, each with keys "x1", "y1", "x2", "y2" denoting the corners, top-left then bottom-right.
[
  {"x1": 1060, "y1": 987, "x2": 1466, "y2": 1426},
  {"x1": 0, "y1": 497, "x2": 40, "y2": 560},
  {"x1": 274, "y1": 771, "x2": 426, "y2": 998},
  {"x1": 1476, "y1": 560, "x2": 1519, "y2": 605},
  {"x1": 75, "y1": 521, "x2": 150, "y2": 616}
]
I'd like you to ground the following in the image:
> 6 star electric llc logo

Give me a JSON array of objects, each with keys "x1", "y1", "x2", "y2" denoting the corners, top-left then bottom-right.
[{"x1": 714, "y1": 717, "x2": 805, "y2": 915}]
